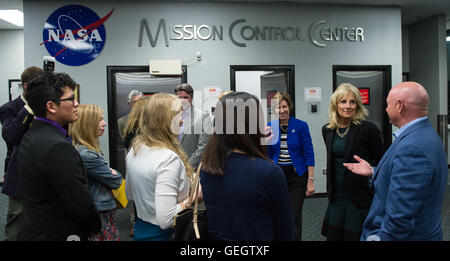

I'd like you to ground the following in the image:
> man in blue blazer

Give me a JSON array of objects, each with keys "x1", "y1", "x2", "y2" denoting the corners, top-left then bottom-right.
[{"x1": 344, "y1": 81, "x2": 447, "y2": 241}]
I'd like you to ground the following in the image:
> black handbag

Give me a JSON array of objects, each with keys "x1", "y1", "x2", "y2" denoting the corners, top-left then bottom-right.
[{"x1": 172, "y1": 163, "x2": 207, "y2": 241}]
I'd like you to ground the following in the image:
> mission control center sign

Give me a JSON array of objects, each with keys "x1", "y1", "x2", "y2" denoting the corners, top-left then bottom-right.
[{"x1": 138, "y1": 18, "x2": 365, "y2": 48}]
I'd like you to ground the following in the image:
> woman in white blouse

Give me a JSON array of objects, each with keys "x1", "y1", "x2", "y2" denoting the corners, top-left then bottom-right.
[{"x1": 125, "y1": 93, "x2": 194, "y2": 241}]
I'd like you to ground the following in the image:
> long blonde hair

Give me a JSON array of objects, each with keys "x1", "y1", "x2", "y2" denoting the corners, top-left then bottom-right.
[
  {"x1": 69, "y1": 104, "x2": 103, "y2": 153},
  {"x1": 327, "y1": 83, "x2": 368, "y2": 129},
  {"x1": 122, "y1": 96, "x2": 149, "y2": 140},
  {"x1": 132, "y1": 93, "x2": 194, "y2": 179}
]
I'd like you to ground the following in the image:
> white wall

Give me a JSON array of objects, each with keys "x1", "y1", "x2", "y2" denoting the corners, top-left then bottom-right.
[
  {"x1": 22, "y1": 0, "x2": 403, "y2": 193},
  {"x1": 409, "y1": 14, "x2": 448, "y2": 128},
  {"x1": 402, "y1": 26, "x2": 409, "y2": 73},
  {"x1": 0, "y1": 29, "x2": 24, "y2": 176},
  {"x1": 235, "y1": 71, "x2": 267, "y2": 97},
  {"x1": 408, "y1": 14, "x2": 448, "y2": 170}
]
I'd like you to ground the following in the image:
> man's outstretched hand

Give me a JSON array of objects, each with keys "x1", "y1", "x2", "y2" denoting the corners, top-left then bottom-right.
[{"x1": 343, "y1": 155, "x2": 374, "y2": 177}]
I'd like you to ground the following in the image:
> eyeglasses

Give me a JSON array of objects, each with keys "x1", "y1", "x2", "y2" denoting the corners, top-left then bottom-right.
[
  {"x1": 56, "y1": 95, "x2": 76, "y2": 103},
  {"x1": 55, "y1": 95, "x2": 76, "y2": 106}
]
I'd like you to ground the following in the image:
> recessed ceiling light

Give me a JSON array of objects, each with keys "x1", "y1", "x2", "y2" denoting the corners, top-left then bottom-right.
[{"x1": 0, "y1": 9, "x2": 24, "y2": 27}]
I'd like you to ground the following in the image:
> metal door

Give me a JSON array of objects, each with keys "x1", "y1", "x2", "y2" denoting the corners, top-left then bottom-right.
[
  {"x1": 106, "y1": 66, "x2": 187, "y2": 175},
  {"x1": 333, "y1": 65, "x2": 392, "y2": 149}
]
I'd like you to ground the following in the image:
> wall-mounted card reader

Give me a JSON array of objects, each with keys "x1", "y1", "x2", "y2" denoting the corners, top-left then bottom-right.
[{"x1": 308, "y1": 102, "x2": 319, "y2": 114}]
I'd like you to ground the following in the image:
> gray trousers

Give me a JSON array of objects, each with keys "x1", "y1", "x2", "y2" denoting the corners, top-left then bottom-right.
[{"x1": 4, "y1": 196, "x2": 24, "y2": 241}]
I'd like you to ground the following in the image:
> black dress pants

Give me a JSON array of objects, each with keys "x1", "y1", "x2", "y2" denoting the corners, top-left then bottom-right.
[{"x1": 280, "y1": 165, "x2": 307, "y2": 241}]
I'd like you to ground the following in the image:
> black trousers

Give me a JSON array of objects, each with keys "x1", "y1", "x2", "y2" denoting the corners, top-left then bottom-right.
[{"x1": 280, "y1": 165, "x2": 307, "y2": 241}]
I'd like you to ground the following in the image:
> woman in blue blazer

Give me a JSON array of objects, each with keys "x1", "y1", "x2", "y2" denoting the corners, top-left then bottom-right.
[{"x1": 267, "y1": 92, "x2": 315, "y2": 241}]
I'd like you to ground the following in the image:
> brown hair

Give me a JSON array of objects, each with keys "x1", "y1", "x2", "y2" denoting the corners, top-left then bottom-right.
[
  {"x1": 202, "y1": 91, "x2": 268, "y2": 176},
  {"x1": 174, "y1": 83, "x2": 194, "y2": 98},
  {"x1": 272, "y1": 92, "x2": 294, "y2": 113},
  {"x1": 122, "y1": 96, "x2": 150, "y2": 140},
  {"x1": 21, "y1": 66, "x2": 44, "y2": 85}
]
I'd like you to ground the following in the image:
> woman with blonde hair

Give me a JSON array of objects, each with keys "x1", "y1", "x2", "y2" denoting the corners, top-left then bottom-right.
[
  {"x1": 121, "y1": 96, "x2": 149, "y2": 237},
  {"x1": 321, "y1": 83, "x2": 384, "y2": 241},
  {"x1": 125, "y1": 93, "x2": 194, "y2": 241},
  {"x1": 122, "y1": 96, "x2": 149, "y2": 151},
  {"x1": 69, "y1": 104, "x2": 123, "y2": 241}
]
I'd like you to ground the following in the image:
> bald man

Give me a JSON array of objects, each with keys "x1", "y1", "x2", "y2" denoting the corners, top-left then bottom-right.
[{"x1": 344, "y1": 82, "x2": 447, "y2": 241}]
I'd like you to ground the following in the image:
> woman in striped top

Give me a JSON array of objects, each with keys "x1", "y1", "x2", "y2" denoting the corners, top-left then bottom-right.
[{"x1": 267, "y1": 92, "x2": 315, "y2": 241}]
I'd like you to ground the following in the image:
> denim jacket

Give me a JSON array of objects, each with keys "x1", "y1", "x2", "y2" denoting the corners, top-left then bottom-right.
[{"x1": 76, "y1": 145, "x2": 123, "y2": 211}]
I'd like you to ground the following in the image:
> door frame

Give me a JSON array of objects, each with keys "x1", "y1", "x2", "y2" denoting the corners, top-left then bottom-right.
[
  {"x1": 230, "y1": 65, "x2": 296, "y2": 117},
  {"x1": 332, "y1": 65, "x2": 392, "y2": 148},
  {"x1": 106, "y1": 65, "x2": 187, "y2": 168}
]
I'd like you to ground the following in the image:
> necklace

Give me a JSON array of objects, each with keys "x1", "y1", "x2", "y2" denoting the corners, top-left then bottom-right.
[
  {"x1": 280, "y1": 125, "x2": 288, "y2": 132},
  {"x1": 336, "y1": 126, "x2": 350, "y2": 138}
]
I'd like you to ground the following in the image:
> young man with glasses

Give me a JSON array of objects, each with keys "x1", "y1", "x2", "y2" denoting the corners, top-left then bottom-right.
[{"x1": 17, "y1": 72, "x2": 101, "y2": 241}]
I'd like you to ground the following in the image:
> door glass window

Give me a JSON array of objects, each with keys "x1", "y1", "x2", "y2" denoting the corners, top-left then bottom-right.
[
  {"x1": 231, "y1": 65, "x2": 295, "y2": 122},
  {"x1": 107, "y1": 66, "x2": 186, "y2": 174},
  {"x1": 336, "y1": 70, "x2": 384, "y2": 132},
  {"x1": 333, "y1": 65, "x2": 392, "y2": 148}
]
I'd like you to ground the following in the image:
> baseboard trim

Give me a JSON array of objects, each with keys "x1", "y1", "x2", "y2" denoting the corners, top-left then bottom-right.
[{"x1": 308, "y1": 193, "x2": 327, "y2": 198}]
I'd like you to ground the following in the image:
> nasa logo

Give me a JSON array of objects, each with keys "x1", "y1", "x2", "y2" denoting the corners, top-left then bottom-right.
[{"x1": 41, "y1": 5, "x2": 114, "y2": 66}]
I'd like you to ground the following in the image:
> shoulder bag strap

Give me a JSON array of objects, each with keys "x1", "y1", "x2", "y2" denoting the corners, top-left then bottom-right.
[{"x1": 192, "y1": 162, "x2": 203, "y2": 239}]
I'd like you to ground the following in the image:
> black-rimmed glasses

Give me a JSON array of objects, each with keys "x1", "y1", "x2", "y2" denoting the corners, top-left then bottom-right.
[{"x1": 56, "y1": 95, "x2": 76, "y2": 103}]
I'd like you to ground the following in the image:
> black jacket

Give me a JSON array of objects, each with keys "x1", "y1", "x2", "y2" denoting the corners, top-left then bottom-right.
[
  {"x1": 0, "y1": 96, "x2": 33, "y2": 197},
  {"x1": 322, "y1": 120, "x2": 384, "y2": 209},
  {"x1": 17, "y1": 120, "x2": 101, "y2": 241}
]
